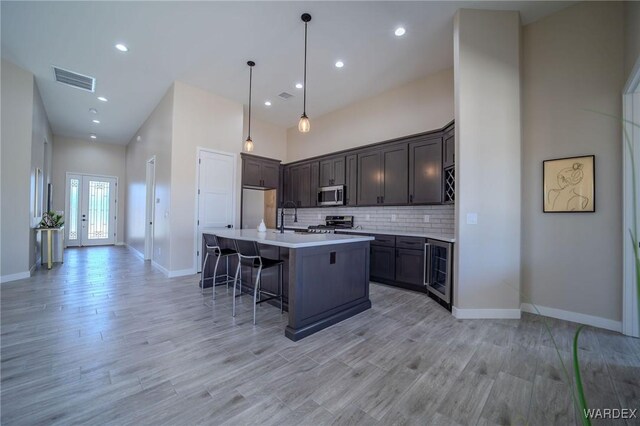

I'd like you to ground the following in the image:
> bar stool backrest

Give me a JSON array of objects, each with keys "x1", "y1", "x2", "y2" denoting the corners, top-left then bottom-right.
[
  {"x1": 234, "y1": 239, "x2": 260, "y2": 259},
  {"x1": 203, "y1": 233, "x2": 219, "y2": 249},
  {"x1": 216, "y1": 236, "x2": 235, "y2": 251}
]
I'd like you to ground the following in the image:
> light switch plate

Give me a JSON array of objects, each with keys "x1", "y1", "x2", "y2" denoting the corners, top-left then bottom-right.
[
  {"x1": 391, "y1": 214, "x2": 397, "y2": 222},
  {"x1": 466, "y1": 213, "x2": 478, "y2": 225},
  {"x1": 317, "y1": 214, "x2": 321, "y2": 220},
  {"x1": 424, "y1": 215, "x2": 430, "y2": 223},
  {"x1": 366, "y1": 214, "x2": 370, "y2": 220}
]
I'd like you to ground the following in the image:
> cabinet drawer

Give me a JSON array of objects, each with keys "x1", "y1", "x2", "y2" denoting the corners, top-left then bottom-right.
[
  {"x1": 395, "y1": 236, "x2": 425, "y2": 249},
  {"x1": 371, "y1": 234, "x2": 396, "y2": 247}
]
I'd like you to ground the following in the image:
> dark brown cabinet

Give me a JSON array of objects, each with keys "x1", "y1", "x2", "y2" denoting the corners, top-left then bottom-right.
[
  {"x1": 443, "y1": 130, "x2": 455, "y2": 169},
  {"x1": 285, "y1": 163, "x2": 313, "y2": 207},
  {"x1": 310, "y1": 162, "x2": 319, "y2": 207},
  {"x1": 370, "y1": 245, "x2": 395, "y2": 281},
  {"x1": 345, "y1": 154, "x2": 357, "y2": 206},
  {"x1": 319, "y1": 156, "x2": 345, "y2": 187},
  {"x1": 241, "y1": 154, "x2": 280, "y2": 189},
  {"x1": 395, "y1": 248, "x2": 424, "y2": 287},
  {"x1": 408, "y1": 136, "x2": 443, "y2": 204},
  {"x1": 357, "y1": 145, "x2": 408, "y2": 205}
]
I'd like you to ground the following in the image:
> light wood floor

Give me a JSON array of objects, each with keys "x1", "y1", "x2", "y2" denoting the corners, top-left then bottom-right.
[{"x1": 1, "y1": 246, "x2": 639, "y2": 425}]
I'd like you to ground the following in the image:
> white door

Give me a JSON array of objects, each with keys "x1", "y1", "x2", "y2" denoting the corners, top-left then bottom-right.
[
  {"x1": 65, "y1": 174, "x2": 117, "y2": 247},
  {"x1": 196, "y1": 150, "x2": 235, "y2": 272},
  {"x1": 145, "y1": 158, "x2": 156, "y2": 260}
]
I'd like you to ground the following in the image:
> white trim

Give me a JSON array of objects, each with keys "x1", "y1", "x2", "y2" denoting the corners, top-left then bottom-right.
[
  {"x1": 152, "y1": 260, "x2": 169, "y2": 277},
  {"x1": 452, "y1": 307, "x2": 521, "y2": 319},
  {"x1": 126, "y1": 243, "x2": 145, "y2": 260},
  {"x1": 194, "y1": 147, "x2": 237, "y2": 274},
  {"x1": 622, "y1": 56, "x2": 640, "y2": 337},
  {"x1": 521, "y1": 303, "x2": 622, "y2": 333},
  {"x1": 115, "y1": 242, "x2": 125, "y2": 246},
  {"x1": 0, "y1": 271, "x2": 31, "y2": 283},
  {"x1": 30, "y1": 262, "x2": 37, "y2": 274},
  {"x1": 168, "y1": 268, "x2": 196, "y2": 278},
  {"x1": 144, "y1": 156, "x2": 156, "y2": 261}
]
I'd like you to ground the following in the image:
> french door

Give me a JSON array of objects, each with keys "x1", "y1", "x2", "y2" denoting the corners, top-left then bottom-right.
[{"x1": 66, "y1": 174, "x2": 117, "y2": 247}]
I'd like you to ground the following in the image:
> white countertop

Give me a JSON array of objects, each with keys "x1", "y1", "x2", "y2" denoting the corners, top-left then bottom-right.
[
  {"x1": 213, "y1": 229, "x2": 374, "y2": 249},
  {"x1": 284, "y1": 226, "x2": 455, "y2": 243}
]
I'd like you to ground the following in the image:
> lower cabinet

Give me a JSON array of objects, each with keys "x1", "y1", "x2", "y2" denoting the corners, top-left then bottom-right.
[
  {"x1": 395, "y1": 248, "x2": 424, "y2": 288},
  {"x1": 370, "y1": 245, "x2": 396, "y2": 281}
]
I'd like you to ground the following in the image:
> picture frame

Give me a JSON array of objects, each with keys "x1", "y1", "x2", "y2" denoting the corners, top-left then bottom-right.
[{"x1": 543, "y1": 155, "x2": 595, "y2": 213}]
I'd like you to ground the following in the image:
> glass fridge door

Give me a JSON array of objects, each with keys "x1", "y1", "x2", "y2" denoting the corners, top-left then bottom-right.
[{"x1": 427, "y1": 240, "x2": 451, "y2": 304}]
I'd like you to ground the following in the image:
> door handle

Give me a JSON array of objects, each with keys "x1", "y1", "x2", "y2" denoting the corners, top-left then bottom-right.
[
  {"x1": 226, "y1": 224, "x2": 233, "y2": 229},
  {"x1": 409, "y1": 194, "x2": 413, "y2": 203},
  {"x1": 149, "y1": 222, "x2": 153, "y2": 225}
]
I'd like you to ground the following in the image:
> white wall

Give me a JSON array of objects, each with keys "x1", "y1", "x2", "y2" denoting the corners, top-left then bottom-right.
[
  {"x1": 170, "y1": 81, "x2": 243, "y2": 272},
  {"x1": 286, "y1": 68, "x2": 454, "y2": 161},
  {"x1": 521, "y1": 2, "x2": 624, "y2": 323},
  {"x1": 624, "y1": 1, "x2": 640, "y2": 80},
  {"x1": 242, "y1": 114, "x2": 287, "y2": 162},
  {"x1": 1, "y1": 59, "x2": 34, "y2": 280},
  {"x1": 125, "y1": 86, "x2": 174, "y2": 268},
  {"x1": 453, "y1": 9, "x2": 522, "y2": 316},
  {"x1": 52, "y1": 136, "x2": 126, "y2": 244}
]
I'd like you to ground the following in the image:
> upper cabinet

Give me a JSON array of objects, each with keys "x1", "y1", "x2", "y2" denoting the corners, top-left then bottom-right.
[
  {"x1": 319, "y1": 156, "x2": 345, "y2": 187},
  {"x1": 408, "y1": 136, "x2": 443, "y2": 204},
  {"x1": 241, "y1": 154, "x2": 281, "y2": 189},
  {"x1": 357, "y1": 145, "x2": 408, "y2": 205},
  {"x1": 281, "y1": 120, "x2": 454, "y2": 208}
]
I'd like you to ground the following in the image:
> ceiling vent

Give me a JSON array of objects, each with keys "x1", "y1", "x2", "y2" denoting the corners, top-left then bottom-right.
[
  {"x1": 278, "y1": 92, "x2": 294, "y2": 100},
  {"x1": 52, "y1": 66, "x2": 95, "y2": 92}
]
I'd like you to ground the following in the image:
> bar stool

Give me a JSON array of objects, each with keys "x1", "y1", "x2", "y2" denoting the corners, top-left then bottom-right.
[
  {"x1": 201, "y1": 234, "x2": 237, "y2": 300},
  {"x1": 232, "y1": 239, "x2": 284, "y2": 324}
]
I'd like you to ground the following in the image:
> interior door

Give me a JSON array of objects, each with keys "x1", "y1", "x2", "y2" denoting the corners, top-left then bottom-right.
[
  {"x1": 66, "y1": 174, "x2": 117, "y2": 247},
  {"x1": 196, "y1": 150, "x2": 235, "y2": 272}
]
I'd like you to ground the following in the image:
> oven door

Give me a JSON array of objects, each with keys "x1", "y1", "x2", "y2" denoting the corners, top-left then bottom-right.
[
  {"x1": 425, "y1": 240, "x2": 452, "y2": 304},
  {"x1": 317, "y1": 185, "x2": 345, "y2": 206}
]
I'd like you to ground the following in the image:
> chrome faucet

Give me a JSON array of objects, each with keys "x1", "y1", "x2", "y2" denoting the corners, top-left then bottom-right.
[{"x1": 279, "y1": 201, "x2": 298, "y2": 233}]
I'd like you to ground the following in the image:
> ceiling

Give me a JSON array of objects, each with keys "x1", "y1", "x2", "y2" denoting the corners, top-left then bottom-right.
[{"x1": 1, "y1": 1, "x2": 573, "y2": 145}]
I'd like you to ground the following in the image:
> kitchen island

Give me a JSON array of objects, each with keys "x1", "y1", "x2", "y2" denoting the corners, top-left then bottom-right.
[{"x1": 211, "y1": 229, "x2": 374, "y2": 341}]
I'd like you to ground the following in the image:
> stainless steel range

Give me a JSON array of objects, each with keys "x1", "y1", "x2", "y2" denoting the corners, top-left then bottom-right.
[{"x1": 304, "y1": 215, "x2": 354, "y2": 234}]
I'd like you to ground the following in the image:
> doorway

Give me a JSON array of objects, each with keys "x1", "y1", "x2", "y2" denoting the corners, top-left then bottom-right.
[
  {"x1": 145, "y1": 157, "x2": 156, "y2": 260},
  {"x1": 65, "y1": 173, "x2": 118, "y2": 247},
  {"x1": 195, "y1": 149, "x2": 236, "y2": 273}
]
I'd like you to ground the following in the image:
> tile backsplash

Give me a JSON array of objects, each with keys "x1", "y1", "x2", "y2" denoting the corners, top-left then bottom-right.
[{"x1": 279, "y1": 205, "x2": 455, "y2": 235}]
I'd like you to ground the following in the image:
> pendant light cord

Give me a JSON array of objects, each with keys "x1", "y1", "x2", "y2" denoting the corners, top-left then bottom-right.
[
  {"x1": 303, "y1": 21, "x2": 307, "y2": 116},
  {"x1": 248, "y1": 65, "x2": 252, "y2": 139}
]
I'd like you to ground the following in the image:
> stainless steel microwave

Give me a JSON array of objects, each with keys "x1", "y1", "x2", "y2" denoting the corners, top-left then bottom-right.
[{"x1": 317, "y1": 185, "x2": 345, "y2": 206}]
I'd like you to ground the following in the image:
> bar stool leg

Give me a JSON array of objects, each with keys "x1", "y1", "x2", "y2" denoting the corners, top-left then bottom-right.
[
  {"x1": 225, "y1": 256, "x2": 230, "y2": 291},
  {"x1": 211, "y1": 252, "x2": 221, "y2": 301},
  {"x1": 232, "y1": 259, "x2": 241, "y2": 317},
  {"x1": 201, "y1": 252, "x2": 209, "y2": 295},
  {"x1": 253, "y1": 266, "x2": 262, "y2": 325}
]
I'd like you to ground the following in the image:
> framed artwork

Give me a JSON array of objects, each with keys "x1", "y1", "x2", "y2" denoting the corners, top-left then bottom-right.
[{"x1": 543, "y1": 155, "x2": 595, "y2": 213}]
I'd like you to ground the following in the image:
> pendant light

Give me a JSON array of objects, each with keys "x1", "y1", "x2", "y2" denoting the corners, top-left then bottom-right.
[
  {"x1": 298, "y1": 13, "x2": 312, "y2": 133},
  {"x1": 244, "y1": 60, "x2": 256, "y2": 152}
]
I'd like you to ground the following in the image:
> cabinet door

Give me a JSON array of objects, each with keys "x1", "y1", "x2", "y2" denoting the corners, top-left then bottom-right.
[
  {"x1": 357, "y1": 151, "x2": 382, "y2": 205},
  {"x1": 443, "y1": 133, "x2": 455, "y2": 169},
  {"x1": 409, "y1": 137, "x2": 443, "y2": 204},
  {"x1": 381, "y1": 145, "x2": 408, "y2": 205},
  {"x1": 243, "y1": 158, "x2": 263, "y2": 187},
  {"x1": 262, "y1": 162, "x2": 280, "y2": 189},
  {"x1": 319, "y1": 160, "x2": 333, "y2": 187},
  {"x1": 370, "y1": 245, "x2": 395, "y2": 281},
  {"x1": 333, "y1": 157, "x2": 346, "y2": 185},
  {"x1": 282, "y1": 166, "x2": 292, "y2": 204},
  {"x1": 345, "y1": 154, "x2": 357, "y2": 206},
  {"x1": 298, "y1": 163, "x2": 312, "y2": 207},
  {"x1": 289, "y1": 166, "x2": 300, "y2": 206},
  {"x1": 395, "y1": 248, "x2": 425, "y2": 287},
  {"x1": 310, "y1": 162, "x2": 319, "y2": 206}
]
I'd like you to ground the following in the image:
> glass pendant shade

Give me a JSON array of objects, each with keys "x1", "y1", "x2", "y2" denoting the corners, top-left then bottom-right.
[
  {"x1": 298, "y1": 114, "x2": 310, "y2": 133},
  {"x1": 244, "y1": 137, "x2": 254, "y2": 152}
]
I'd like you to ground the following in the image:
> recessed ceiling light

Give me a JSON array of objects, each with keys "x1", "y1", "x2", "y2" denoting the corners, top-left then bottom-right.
[
  {"x1": 97, "y1": 96, "x2": 108, "y2": 102},
  {"x1": 115, "y1": 43, "x2": 129, "y2": 52},
  {"x1": 295, "y1": 83, "x2": 303, "y2": 89},
  {"x1": 395, "y1": 27, "x2": 406, "y2": 37},
  {"x1": 92, "y1": 119, "x2": 100, "y2": 124},
  {"x1": 90, "y1": 134, "x2": 97, "y2": 139},
  {"x1": 264, "y1": 101, "x2": 272, "y2": 106},
  {"x1": 335, "y1": 61, "x2": 344, "y2": 68},
  {"x1": 89, "y1": 108, "x2": 98, "y2": 114}
]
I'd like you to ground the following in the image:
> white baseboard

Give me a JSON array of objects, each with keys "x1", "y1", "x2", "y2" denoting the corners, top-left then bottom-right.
[
  {"x1": 168, "y1": 268, "x2": 196, "y2": 278},
  {"x1": 151, "y1": 260, "x2": 169, "y2": 277},
  {"x1": 125, "y1": 244, "x2": 145, "y2": 261},
  {"x1": 520, "y1": 303, "x2": 622, "y2": 333},
  {"x1": 30, "y1": 262, "x2": 37, "y2": 274},
  {"x1": 0, "y1": 271, "x2": 31, "y2": 284},
  {"x1": 452, "y1": 307, "x2": 522, "y2": 319},
  {"x1": 115, "y1": 241, "x2": 125, "y2": 246}
]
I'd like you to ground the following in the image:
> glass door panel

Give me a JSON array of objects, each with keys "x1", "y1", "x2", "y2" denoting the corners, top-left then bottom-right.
[{"x1": 66, "y1": 174, "x2": 117, "y2": 247}]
